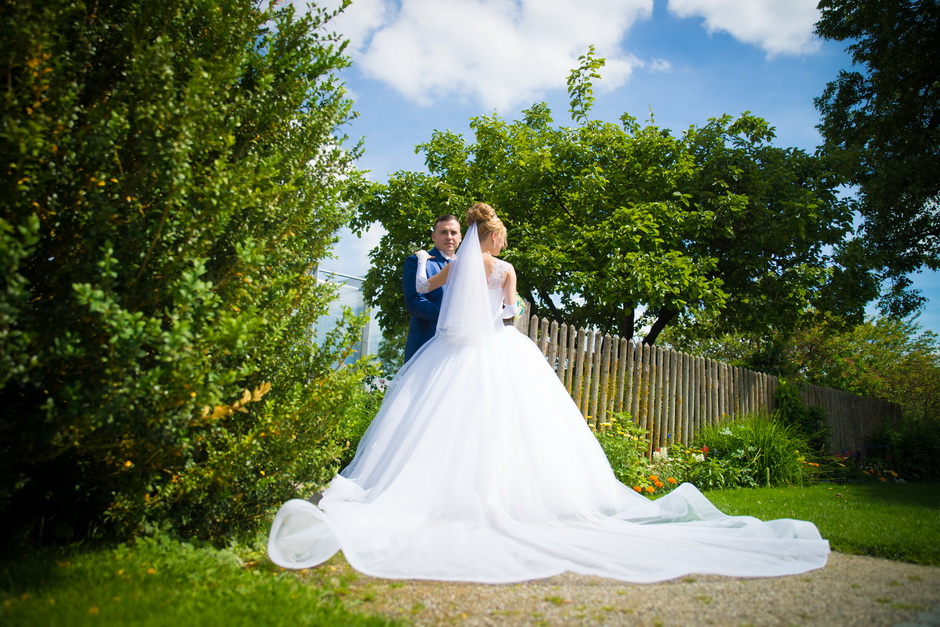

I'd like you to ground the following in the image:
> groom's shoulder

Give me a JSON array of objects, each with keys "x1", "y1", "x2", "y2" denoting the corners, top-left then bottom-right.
[
  {"x1": 402, "y1": 253, "x2": 418, "y2": 274},
  {"x1": 427, "y1": 247, "x2": 448, "y2": 262}
]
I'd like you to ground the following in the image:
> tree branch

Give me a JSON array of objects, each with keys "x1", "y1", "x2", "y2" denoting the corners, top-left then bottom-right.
[{"x1": 643, "y1": 306, "x2": 679, "y2": 345}]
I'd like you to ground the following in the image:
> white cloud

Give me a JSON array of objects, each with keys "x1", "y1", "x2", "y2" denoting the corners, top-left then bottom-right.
[
  {"x1": 667, "y1": 0, "x2": 821, "y2": 57},
  {"x1": 646, "y1": 57, "x2": 672, "y2": 73},
  {"x1": 303, "y1": 0, "x2": 653, "y2": 111},
  {"x1": 313, "y1": 0, "x2": 393, "y2": 54}
]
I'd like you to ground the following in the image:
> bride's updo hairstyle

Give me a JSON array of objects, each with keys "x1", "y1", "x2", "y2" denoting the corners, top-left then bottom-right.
[{"x1": 465, "y1": 202, "x2": 507, "y2": 245}]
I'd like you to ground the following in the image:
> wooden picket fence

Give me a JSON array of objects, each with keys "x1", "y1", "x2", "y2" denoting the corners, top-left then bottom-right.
[{"x1": 513, "y1": 309, "x2": 901, "y2": 455}]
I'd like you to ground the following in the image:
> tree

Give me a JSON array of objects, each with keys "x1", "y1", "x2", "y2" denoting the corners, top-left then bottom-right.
[
  {"x1": 815, "y1": 0, "x2": 940, "y2": 285},
  {"x1": 0, "y1": 0, "x2": 372, "y2": 541},
  {"x1": 786, "y1": 316, "x2": 939, "y2": 420},
  {"x1": 355, "y1": 56, "x2": 866, "y2": 353}
]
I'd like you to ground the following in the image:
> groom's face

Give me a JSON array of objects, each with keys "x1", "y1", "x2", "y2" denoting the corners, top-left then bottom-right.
[{"x1": 431, "y1": 219, "x2": 462, "y2": 257}]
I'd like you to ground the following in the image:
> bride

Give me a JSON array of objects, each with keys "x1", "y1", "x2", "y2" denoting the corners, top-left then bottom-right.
[{"x1": 268, "y1": 203, "x2": 829, "y2": 583}]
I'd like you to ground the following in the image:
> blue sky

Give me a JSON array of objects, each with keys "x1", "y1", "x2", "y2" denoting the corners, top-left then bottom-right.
[{"x1": 298, "y1": 0, "x2": 939, "y2": 336}]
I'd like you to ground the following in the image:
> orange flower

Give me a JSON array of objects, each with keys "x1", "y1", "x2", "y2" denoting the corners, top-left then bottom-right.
[
  {"x1": 667, "y1": 477, "x2": 677, "y2": 484},
  {"x1": 654, "y1": 481, "x2": 664, "y2": 488},
  {"x1": 645, "y1": 486, "x2": 655, "y2": 493},
  {"x1": 633, "y1": 486, "x2": 642, "y2": 493},
  {"x1": 649, "y1": 475, "x2": 659, "y2": 482}
]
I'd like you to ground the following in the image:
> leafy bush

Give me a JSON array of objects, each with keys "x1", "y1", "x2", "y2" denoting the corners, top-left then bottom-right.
[
  {"x1": 596, "y1": 414, "x2": 758, "y2": 494},
  {"x1": 0, "y1": 0, "x2": 373, "y2": 543},
  {"x1": 594, "y1": 413, "x2": 653, "y2": 489},
  {"x1": 684, "y1": 455, "x2": 750, "y2": 491},
  {"x1": 650, "y1": 447, "x2": 747, "y2": 492},
  {"x1": 867, "y1": 417, "x2": 940, "y2": 481},
  {"x1": 774, "y1": 379, "x2": 832, "y2": 456},
  {"x1": 331, "y1": 379, "x2": 387, "y2": 470},
  {"x1": 694, "y1": 413, "x2": 816, "y2": 487},
  {"x1": 596, "y1": 411, "x2": 821, "y2": 493}
]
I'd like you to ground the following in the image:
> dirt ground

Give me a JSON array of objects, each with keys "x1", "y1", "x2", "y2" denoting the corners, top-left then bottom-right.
[{"x1": 299, "y1": 551, "x2": 940, "y2": 626}]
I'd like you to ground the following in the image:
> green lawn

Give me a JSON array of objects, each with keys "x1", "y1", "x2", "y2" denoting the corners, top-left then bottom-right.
[
  {"x1": 3, "y1": 481, "x2": 937, "y2": 625},
  {"x1": 0, "y1": 536, "x2": 398, "y2": 627},
  {"x1": 705, "y1": 481, "x2": 940, "y2": 566}
]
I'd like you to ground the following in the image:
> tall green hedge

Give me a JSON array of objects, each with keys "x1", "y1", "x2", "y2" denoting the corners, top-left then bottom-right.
[{"x1": 0, "y1": 0, "x2": 373, "y2": 542}]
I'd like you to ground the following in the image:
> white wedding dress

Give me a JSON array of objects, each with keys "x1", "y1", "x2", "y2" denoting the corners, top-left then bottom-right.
[{"x1": 268, "y1": 224, "x2": 829, "y2": 583}]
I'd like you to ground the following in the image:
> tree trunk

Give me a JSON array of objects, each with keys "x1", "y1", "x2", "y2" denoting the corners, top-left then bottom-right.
[
  {"x1": 536, "y1": 287, "x2": 563, "y2": 320},
  {"x1": 620, "y1": 305, "x2": 635, "y2": 341},
  {"x1": 643, "y1": 307, "x2": 679, "y2": 345}
]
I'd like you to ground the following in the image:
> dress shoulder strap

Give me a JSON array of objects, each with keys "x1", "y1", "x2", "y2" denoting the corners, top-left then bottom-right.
[{"x1": 487, "y1": 258, "x2": 510, "y2": 289}]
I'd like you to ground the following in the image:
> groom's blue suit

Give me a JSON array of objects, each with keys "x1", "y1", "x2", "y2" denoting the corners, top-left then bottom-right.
[{"x1": 402, "y1": 247, "x2": 451, "y2": 363}]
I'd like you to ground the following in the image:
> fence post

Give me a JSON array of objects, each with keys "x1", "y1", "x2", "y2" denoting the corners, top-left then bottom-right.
[
  {"x1": 714, "y1": 360, "x2": 722, "y2": 420},
  {"x1": 556, "y1": 323, "x2": 569, "y2": 387},
  {"x1": 598, "y1": 334, "x2": 613, "y2": 423},
  {"x1": 703, "y1": 359, "x2": 712, "y2": 427},
  {"x1": 637, "y1": 343, "x2": 650, "y2": 434},
  {"x1": 652, "y1": 345, "x2": 664, "y2": 449},
  {"x1": 539, "y1": 317, "x2": 550, "y2": 355},
  {"x1": 616, "y1": 338, "x2": 630, "y2": 414},
  {"x1": 759, "y1": 372, "x2": 768, "y2": 413},
  {"x1": 760, "y1": 371, "x2": 770, "y2": 413},
  {"x1": 547, "y1": 320, "x2": 559, "y2": 376},
  {"x1": 660, "y1": 348, "x2": 676, "y2": 446},
  {"x1": 514, "y1": 301, "x2": 530, "y2": 333},
  {"x1": 721, "y1": 361, "x2": 731, "y2": 419},
  {"x1": 566, "y1": 324, "x2": 577, "y2": 391},
  {"x1": 647, "y1": 344, "x2": 657, "y2": 448},
  {"x1": 608, "y1": 336, "x2": 621, "y2": 416},
  {"x1": 751, "y1": 369, "x2": 760, "y2": 414},
  {"x1": 528, "y1": 314, "x2": 539, "y2": 344},
  {"x1": 585, "y1": 331, "x2": 599, "y2": 423},
  {"x1": 573, "y1": 328, "x2": 587, "y2": 413},
  {"x1": 620, "y1": 338, "x2": 636, "y2": 414},
  {"x1": 696, "y1": 354, "x2": 704, "y2": 436},
  {"x1": 744, "y1": 367, "x2": 751, "y2": 415},
  {"x1": 680, "y1": 351, "x2": 691, "y2": 447}
]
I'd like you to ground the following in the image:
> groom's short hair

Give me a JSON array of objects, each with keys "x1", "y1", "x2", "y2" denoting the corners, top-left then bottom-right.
[{"x1": 432, "y1": 214, "x2": 459, "y2": 231}]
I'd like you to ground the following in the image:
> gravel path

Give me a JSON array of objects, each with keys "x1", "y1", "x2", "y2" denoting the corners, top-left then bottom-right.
[{"x1": 300, "y1": 552, "x2": 940, "y2": 626}]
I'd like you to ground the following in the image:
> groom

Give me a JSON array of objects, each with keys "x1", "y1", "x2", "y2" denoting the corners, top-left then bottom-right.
[{"x1": 402, "y1": 214, "x2": 462, "y2": 362}]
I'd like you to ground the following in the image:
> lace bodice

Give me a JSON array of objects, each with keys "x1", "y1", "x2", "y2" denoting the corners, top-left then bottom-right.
[{"x1": 486, "y1": 258, "x2": 510, "y2": 290}]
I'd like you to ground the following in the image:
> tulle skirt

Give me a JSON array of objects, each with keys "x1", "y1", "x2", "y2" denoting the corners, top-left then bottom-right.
[{"x1": 268, "y1": 326, "x2": 829, "y2": 583}]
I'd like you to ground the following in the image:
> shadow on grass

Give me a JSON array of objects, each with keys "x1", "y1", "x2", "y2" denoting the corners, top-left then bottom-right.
[
  {"x1": 848, "y1": 480, "x2": 940, "y2": 509},
  {"x1": 0, "y1": 545, "x2": 78, "y2": 597}
]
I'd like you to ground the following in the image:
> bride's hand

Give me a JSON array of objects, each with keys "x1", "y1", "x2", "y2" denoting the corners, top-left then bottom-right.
[{"x1": 415, "y1": 250, "x2": 431, "y2": 261}]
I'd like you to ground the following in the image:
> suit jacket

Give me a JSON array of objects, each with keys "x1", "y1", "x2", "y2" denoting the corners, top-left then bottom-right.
[{"x1": 402, "y1": 247, "x2": 451, "y2": 362}]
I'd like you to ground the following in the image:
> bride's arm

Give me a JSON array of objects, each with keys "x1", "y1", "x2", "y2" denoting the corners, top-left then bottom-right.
[
  {"x1": 501, "y1": 264, "x2": 518, "y2": 316},
  {"x1": 415, "y1": 251, "x2": 451, "y2": 293},
  {"x1": 427, "y1": 263, "x2": 451, "y2": 291}
]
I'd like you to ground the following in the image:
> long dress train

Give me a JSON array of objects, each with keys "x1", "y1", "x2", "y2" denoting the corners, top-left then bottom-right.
[{"x1": 267, "y1": 224, "x2": 829, "y2": 583}]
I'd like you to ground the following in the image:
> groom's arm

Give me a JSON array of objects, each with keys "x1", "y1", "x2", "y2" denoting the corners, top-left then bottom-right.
[{"x1": 403, "y1": 255, "x2": 440, "y2": 322}]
